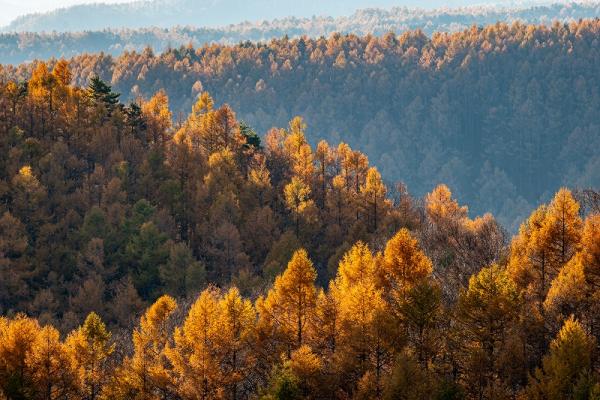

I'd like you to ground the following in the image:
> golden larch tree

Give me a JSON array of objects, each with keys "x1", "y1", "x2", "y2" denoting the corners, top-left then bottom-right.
[
  {"x1": 0, "y1": 316, "x2": 42, "y2": 399},
  {"x1": 116, "y1": 295, "x2": 177, "y2": 400},
  {"x1": 315, "y1": 140, "x2": 334, "y2": 210},
  {"x1": 509, "y1": 189, "x2": 582, "y2": 300},
  {"x1": 360, "y1": 167, "x2": 388, "y2": 232},
  {"x1": 284, "y1": 177, "x2": 314, "y2": 238},
  {"x1": 380, "y1": 228, "x2": 433, "y2": 307},
  {"x1": 257, "y1": 249, "x2": 318, "y2": 358},
  {"x1": 167, "y1": 288, "x2": 222, "y2": 399},
  {"x1": 331, "y1": 242, "x2": 391, "y2": 396},
  {"x1": 28, "y1": 325, "x2": 79, "y2": 399},
  {"x1": 542, "y1": 188, "x2": 582, "y2": 266},
  {"x1": 526, "y1": 317, "x2": 596, "y2": 399},
  {"x1": 66, "y1": 312, "x2": 115, "y2": 400},
  {"x1": 457, "y1": 265, "x2": 521, "y2": 399},
  {"x1": 425, "y1": 184, "x2": 468, "y2": 223},
  {"x1": 216, "y1": 287, "x2": 256, "y2": 400},
  {"x1": 142, "y1": 90, "x2": 172, "y2": 146}
]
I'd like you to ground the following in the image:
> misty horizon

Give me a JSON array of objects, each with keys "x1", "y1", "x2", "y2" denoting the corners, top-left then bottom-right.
[{"x1": 2, "y1": 0, "x2": 559, "y2": 31}]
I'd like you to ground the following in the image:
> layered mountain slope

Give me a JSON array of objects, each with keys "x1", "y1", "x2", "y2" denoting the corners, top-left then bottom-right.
[
  {"x1": 3, "y1": 21, "x2": 600, "y2": 229},
  {"x1": 2, "y1": 0, "x2": 402, "y2": 32},
  {"x1": 2, "y1": 3, "x2": 600, "y2": 64}
]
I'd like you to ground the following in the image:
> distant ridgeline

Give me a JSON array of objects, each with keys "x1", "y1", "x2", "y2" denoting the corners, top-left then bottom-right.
[
  {"x1": 1, "y1": 20, "x2": 600, "y2": 230},
  {"x1": 1, "y1": 2, "x2": 600, "y2": 64}
]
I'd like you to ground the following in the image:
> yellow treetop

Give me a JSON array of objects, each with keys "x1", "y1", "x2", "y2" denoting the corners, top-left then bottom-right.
[
  {"x1": 541, "y1": 188, "x2": 582, "y2": 265},
  {"x1": 52, "y1": 59, "x2": 72, "y2": 87},
  {"x1": 65, "y1": 312, "x2": 114, "y2": 400},
  {"x1": 507, "y1": 204, "x2": 548, "y2": 289},
  {"x1": 192, "y1": 91, "x2": 214, "y2": 116},
  {"x1": 142, "y1": 90, "x2": 172, "y2": 145},
  {"x1": 288, "y1": 344, "x2": 323, "y2": 393},
  {"x1": 527, "y1": 317, "x2": 595, "y2": 399},
  {"x1": 259, "y1": 249, "x2": 318, "y2": 351},
  {"x1": 508, "y1": 189, "x2": 583, "y2": 306},
  {"x1": 284, "y1": 177, "x2": 315, "y2": 236},
  {"x1": 288, "y1": 116, "x2": 307, "y2": 138},
  {"x1": 28, "y1": 325, "x2": 79, "y2": 398},
  {"x1": 0, "y1": 316, "x2": 42, "y2": 395},
  {"x1": 334, "y1": 241, "x2": 377, "y2": 291},
  {"x1": 28, "y1": 62, "x2": 55, "y2": 103},
  {"x1": 425, "y1": 184, "x2": 468, "y2": 223},
  {"x1": 168, "y1": 288, "x2": 221, "y2": 399},
  {"x1": 125, "y1": 295, "x2": 177, "y2": 397},
  {"x1": 331, "y1": 242, "x2": 389, "y2": 381},
  {"x1": 381, "y1": 228, "x2": 433, "y2": 304}
]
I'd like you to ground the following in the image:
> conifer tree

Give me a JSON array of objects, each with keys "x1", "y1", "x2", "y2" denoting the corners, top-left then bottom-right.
[
  {"x1": 0, "y1": 316, "x2": 42, "y2": 399},
  {"x1": 361, "y1": 167, "x2": 387, "y2": 232},
  {"x1": 217, "y1": 287, "x2": 257, "y2": 400},
  {"x1": 315, "y1": 140, "x2": 333, "y2": 210},
  {"x1": 284, "y1": 177, "x2": 314, "y2": 237},
  {"x1": 526, "y1": 317, "x2": 596, "y2": 400},
  {"x1": 66, "y1": 312, "x2": 114, "y2": 400},
  {"x1": 28, "y1": 62, "x2": 57, "y2": 135},
  {"x1": 546, "y1": 213, "x2": 600, "y2": 338},
  {"x1": 509, "y1": 189, "x2": 582, "y2": 304},
  {"x1": 257, "y1": 249, "x2": 318, "y2": 358},
  {"x1": 457, "y1": 265, "x2": 521, "y2": 399},
  {"x1": 11, "y1": 166, "x2": 46, "y2": 240},
  {"x1": 28, "y1": 325, "x2": 79, "y2": 399},
  {"x1": 240, "y1": 121, "x2": 261, "y2": 150},
  {"x1": 380, "y1": 228, "x2": 433, "y2": 307},
  {"x1": 331, "y1": 242, "x2": 391, "y2": 395},
  {"x1": 425, "y1": 184, "x2": 468, "y2": 223},
  {"x1": 400, "y1": 281, "x2": 441, "y2": 366},
  {"x1": 116, "y1": 295, "x2": 177, "y2": 399},
  {"x1": 86, "y1": 76, "x2": 120, "y2": 108},
  {"x1": 167, "y1": 289, "x2": 221, "y2": 399},
  {"x1": 141, "y1": 90, "x2": 172, "y2": 146}
]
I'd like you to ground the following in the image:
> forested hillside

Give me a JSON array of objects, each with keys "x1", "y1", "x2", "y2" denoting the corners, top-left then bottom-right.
[
  {"x1": 0, "y1": 57, "x2": 599, "y2": 399},
  {"x1": 3, "y1": 20, "x2": 599, "y2": 229},
  {"x1": 2, "y1": 2, "x2": 600, "y2": 64}
]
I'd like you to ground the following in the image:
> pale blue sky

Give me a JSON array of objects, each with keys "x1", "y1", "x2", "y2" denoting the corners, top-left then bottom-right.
[{"x1": 0, "y1": 0, "x2": 130, "y2": 25}]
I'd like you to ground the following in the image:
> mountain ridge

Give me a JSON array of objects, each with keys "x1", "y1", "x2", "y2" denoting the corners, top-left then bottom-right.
[
  {"x1": 4, "y1": 0, "x2": 574, "y2": 34},
  {"x1": 1, "y1": 0, "x2": 410, "y2": 33},
  {"x1": 2, "y1": 2, "x2": 600, "y2": 64}
]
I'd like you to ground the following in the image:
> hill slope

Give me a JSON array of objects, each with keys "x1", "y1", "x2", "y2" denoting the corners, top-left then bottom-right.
[
  {"x1": 3, "y1": 21, "x2": 600, "y2": 230},
  {"x1": 2, "y1": 3, "x2": 600, "y2": 64}
]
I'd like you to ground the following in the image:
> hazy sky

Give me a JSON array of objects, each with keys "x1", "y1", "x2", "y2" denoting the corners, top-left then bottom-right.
[{"x1": 0, "y1": 0, "x2": 131, "y2": 26}]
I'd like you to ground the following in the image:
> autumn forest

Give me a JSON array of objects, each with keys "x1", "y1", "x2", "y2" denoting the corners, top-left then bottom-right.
[
  {"x1": 0, "y1": 16, "x2": 600, "y2": 400},
  {"x1": 5, "y1": 20, "x2": 600, "y2": 230}
]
